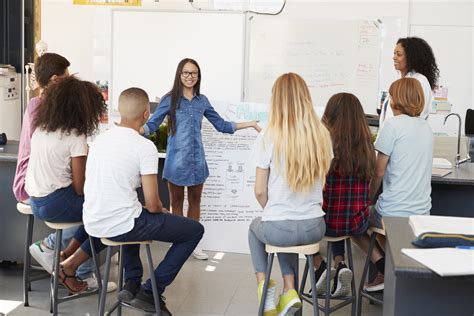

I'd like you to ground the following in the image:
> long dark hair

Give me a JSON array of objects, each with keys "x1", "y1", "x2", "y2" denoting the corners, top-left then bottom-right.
[
  {"x1": 322, "y1": 93, "x2": 375, "y2": 180},
  {"x1": 167, "y1": 58, "x2": 201, "y2": 135},
  {"x1": 397, "y1": 37, "x2": 439, "y2": 90},
  {"x1": 34, "y1": 76, "x2": 106, "y2": 136}
]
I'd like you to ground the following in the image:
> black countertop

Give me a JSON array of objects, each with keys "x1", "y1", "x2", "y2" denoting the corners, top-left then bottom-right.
[
  {"x1": 0, "y1": 141, "x2": 19, "y2": 162},
  {"x1": 384, "y1": 216, "x2": 474, "y2": 280},
  {"x1": 431, "y1": 163, "x2": 474, "y2": 186}
]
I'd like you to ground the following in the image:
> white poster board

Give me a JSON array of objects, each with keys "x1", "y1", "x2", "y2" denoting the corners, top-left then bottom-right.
[
  {"x1": 111, "y1": 10, "x2": 245, "y2": 110},
  {"x1": 246, "y1": 17, "x2": 382, "y2": 114},
  {"x1": 197, "y1": 101, "x2": 268, "y2": 254}
]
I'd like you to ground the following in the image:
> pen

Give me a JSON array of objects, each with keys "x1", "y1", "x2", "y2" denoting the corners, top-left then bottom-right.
[{"x1": 455, "y1": 246, "x2": 474, "y2": 250}]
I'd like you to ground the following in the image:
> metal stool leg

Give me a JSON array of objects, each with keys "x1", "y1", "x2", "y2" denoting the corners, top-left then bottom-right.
[
  {"x1": 294, "y1": 256, "x2": 301, "y2": 316},
  {"x1": 51, "y1": 229, "x2": 63, "y2": 316},
  {"x1": 23, "y1": 214, "x2": 34, "y2": 306},
  {"x1": 89, "y1": 236, "x2": 102, "y2": 299},
  {"x1": 356, "y1": 233, "x2": 376, "y2": 316},
  {"x1": 324, "y1": 242, "x2": 332, "y2": 316},
  {"x1": 307, "y1": 255, "x2": 320, "y2": 316},
  {"x1": 145, "y1": 244, "x2": 161, "y2": 316},
  {"x1": 346, "y1": 238, "x2": 356, "y2": 316},
  {"x1": 258, "y1": 253, "x2": 274, "y2": 316},
  {"x1": 99, "y1": 246, "x2": 113, "y2": 316},
  {"x1": 117, "y1": 245, "x2": 124, "y2": 316}
]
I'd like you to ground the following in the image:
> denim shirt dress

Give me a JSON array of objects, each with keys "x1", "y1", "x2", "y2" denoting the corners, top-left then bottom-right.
[{"x1": 144, "y1": 94, "x2": 237, "y2": 186}]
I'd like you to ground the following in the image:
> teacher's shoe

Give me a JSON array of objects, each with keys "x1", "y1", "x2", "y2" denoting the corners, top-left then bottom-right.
[
  {"x1": 257, "y1": 279, "x2": 277, "y2": 316},
  {"x1": 365, "y1": 272, "x2": 384, "y2": 292},
  {"x1": 192, "y1": 247, "x2": 208, "y2": 260},
  {"x1": 276, "y1": 289, "x2": 301, "y2": 316}
]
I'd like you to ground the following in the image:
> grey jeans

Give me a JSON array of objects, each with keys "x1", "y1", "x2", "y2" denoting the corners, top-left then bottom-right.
[{"x1": 248, "y1": 216, "x2": 325, "y2": 276}]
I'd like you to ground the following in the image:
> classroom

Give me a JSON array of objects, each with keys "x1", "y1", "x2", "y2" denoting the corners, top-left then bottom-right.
[{"x1": 0, "y1": 0, "x2": 473, "y2": 315}]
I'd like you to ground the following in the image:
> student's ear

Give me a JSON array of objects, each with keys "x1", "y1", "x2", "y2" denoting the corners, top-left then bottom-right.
[{"x1": 143, "y1": 109, "x2": 150, "y2": 120}]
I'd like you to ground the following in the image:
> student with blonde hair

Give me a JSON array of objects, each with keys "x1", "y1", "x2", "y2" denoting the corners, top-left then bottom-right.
[
  {"x1": 249, "y1": 73, "x2": 333, "y2": 315},
  {"x1": 357, "y1": 77, "x2": 433, "y2": 292}
]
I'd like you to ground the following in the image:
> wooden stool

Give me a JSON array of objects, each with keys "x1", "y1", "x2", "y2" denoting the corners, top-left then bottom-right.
[
  {"x1": 259, "y1": 243, "x2": 321, "y2": 316},
  {"x1": 356, "y1": 226, "x2": 386, "y2": 316},
  {"x1": 16, "y1": 202, "x2": 49, "y2": 306},
  {"x1": 97, "y1": 238, "x2": 161, "y2": 316},
  {"x1": 302, "y1": 236, "x2": 356, "y2": 315},
  {"x1": 44, "y1": 221, "x2": 101, "y2": 316}
]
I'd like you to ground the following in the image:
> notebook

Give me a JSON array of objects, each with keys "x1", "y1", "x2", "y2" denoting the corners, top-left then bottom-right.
[
  {"x1": 409, "y1": 215, "x2": 474, "y2": 237},
  {"x1": 432, "y1": 157, "x2": 452, "y2": 169},
  {"x1": 402, "y1": 248, "x2": 474, "y2": 276}
]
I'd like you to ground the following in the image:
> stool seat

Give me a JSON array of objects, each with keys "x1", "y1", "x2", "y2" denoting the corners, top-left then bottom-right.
[
  {"x1": 322, "y1": 235, "x2": 351, "y2": 242},
  {"x1": 101, "y1": 238, "x2": 152, "y2": 246},
  {"x1": 44, "y1": 221, "x2": 82, "y2": 230},
  {"x1": 266, "y1": 243, "x2": 320, "y2": 255},
  {"x1": 17, "y1": 203, "x2": 33, "y2": 215},
  {"x1": 367, "y1": 226, "x2": 385, "y2": 236}
]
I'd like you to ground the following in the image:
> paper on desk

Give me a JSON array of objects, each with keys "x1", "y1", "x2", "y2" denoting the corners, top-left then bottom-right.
[
  {"x1": 402, "y1": 248, "x2": 474, "y2": 276},
  {"x1": 432, "y1": 157, "x2": 452, "y2": 169},
  {"x1": 409, "y1": 215, "x2": 474, "y2": 237}
]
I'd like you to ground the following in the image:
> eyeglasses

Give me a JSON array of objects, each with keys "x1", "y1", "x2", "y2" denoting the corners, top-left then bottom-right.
[{"x1": 181, "y1": 71, "x2": 199, "y2": 78}]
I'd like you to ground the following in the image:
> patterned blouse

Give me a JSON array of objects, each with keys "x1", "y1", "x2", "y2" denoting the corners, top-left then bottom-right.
[{"x1": 323, "y1": 170, "x2": 370, "y2": 237}]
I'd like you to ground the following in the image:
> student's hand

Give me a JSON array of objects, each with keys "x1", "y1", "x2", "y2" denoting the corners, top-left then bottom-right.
[
  {"x1": 160, "y1": 207, "x2": 169, "y2": 214},
  {"x1": 252, "y1": 120, "x2": 262, "y2": 133}
]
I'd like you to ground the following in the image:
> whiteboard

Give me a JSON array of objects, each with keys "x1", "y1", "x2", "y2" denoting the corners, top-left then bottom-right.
[
  {"x1": 246, "y1": 17, "x2": 382, "y2": 114},
  {"x1": 111, "y1": 11, "x2": 245, "y2": 110}
]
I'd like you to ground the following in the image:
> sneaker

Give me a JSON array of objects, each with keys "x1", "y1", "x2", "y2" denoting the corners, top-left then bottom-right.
[
  {"x1": 117, "y1": 279, "x2": 141, "y2": 304},
  {"x1": 192, "y1": 247, "x2": 209, "y2": 260},
  {"x1": 257, "y1": 279, "x2": 277, "y2": 316},
  {"x1": 29, "y1": 239, "x2": 54, "y2": 274},
  {"x1": 276, "y1": 289, "x2": 301, "y2": 316},
  {"x1": 365, "y1": 272, "x2": 384, "y2": 292},
  {"x1": 130, "y1": 288, "x2": 172, "y2": 316},
  {"x1": 331, "y1": 262, "x2": 353, "y2": 297},
  {"x1": 83, "y1": 274, "x2": 118, "y2": 293},
  {"x1": 315, "y1": 261, "x2": 336, "y2": 295}
]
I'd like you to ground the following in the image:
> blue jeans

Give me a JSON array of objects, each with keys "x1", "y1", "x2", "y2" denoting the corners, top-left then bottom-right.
[
  {"x1": 109, "y1": 209, "x2": 204, "y2": 294},
  {"x1": 248, "y1": 217, "x2": 326, "y2": 276},
  {"x1": 30, "y1": 186, "x2": 104, "y2": 259}
]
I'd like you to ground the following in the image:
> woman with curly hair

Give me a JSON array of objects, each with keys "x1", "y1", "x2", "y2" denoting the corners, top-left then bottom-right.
[
  {"x1": 25, "y1": 76, "x2": 107, "y2": 293},
  {"x1": 379, "y1": 37, "x2": 440, "y2": 126}
]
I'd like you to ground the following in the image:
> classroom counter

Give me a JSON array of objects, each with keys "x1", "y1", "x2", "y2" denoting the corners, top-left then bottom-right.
[
  {"x1": 383, "y1": 217, "x2": 474, "y2": 316},
  {"x1": 431, "y1": 163, "x2": 474, "y2": 218},
  {"x1": 0, "y1": 141, "x2": 169, "y2": 262}
]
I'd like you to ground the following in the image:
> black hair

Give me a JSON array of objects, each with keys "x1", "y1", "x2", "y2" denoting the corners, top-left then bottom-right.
[{"x1": 397, "y1": 37, "x2": 440, "y2": 90}]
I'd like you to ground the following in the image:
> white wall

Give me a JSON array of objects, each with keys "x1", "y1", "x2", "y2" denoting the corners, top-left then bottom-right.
[{"x1": 41, "y1": 0, "x2": 473, "y2": 135}]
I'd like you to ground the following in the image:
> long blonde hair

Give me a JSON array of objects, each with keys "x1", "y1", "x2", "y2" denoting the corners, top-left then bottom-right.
[{"x1": 266, "y1": 73, "x2": 333, "y2": 192}]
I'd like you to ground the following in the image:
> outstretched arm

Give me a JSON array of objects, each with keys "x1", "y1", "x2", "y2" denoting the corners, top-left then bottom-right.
[{"x1": 236, "y1": 121, "x2": 261, "y2": 132}]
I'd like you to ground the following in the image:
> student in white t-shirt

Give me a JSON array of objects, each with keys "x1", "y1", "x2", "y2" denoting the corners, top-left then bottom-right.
[
  {"x1": 25, "y1": 76, "x2": 107, "y2": 294},
  {"x1": 248, "y1": 73, "x2": 333, "y2": 316},
  {"x1": 355, "y1": 77, "x2": 433, "y2": 293},
  {"x1": 83, "y1": 88, "x2": 204, "y2": 315}
]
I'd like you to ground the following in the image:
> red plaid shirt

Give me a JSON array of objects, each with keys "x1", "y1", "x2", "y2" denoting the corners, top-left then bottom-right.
[{"x1": 323, "y1": 170, "x2": 369, "y2": 237}]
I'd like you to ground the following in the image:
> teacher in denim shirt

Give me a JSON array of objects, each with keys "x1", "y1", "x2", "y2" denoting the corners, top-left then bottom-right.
[{"x1": 143, "y1": 58, "x2": 261, "y2": 260}]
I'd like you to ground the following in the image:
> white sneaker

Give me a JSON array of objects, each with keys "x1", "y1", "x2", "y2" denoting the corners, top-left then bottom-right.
[
  {"x1": 83, "y1": 274, "x2": 118, "y2": 293},
  {"x1": 192, "y1": 247, "x2": 208, "y2": 260},
  {"x1": 29, "y1": 239, "x2": 54, "y2": 274}
]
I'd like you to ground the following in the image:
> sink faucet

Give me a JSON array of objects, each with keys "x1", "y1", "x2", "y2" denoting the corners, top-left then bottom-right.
[{"x1": 443, "y1": 113, "x2": 471, "y2": 167}]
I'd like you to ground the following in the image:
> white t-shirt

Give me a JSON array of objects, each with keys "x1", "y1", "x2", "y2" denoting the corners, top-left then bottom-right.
[
  {"x1": 83, "y1": 126, "x2": 158, "y2": 238},
  {"x1": 25, "y1": 129, "x2": 88, "y2": 197},
  {"x1": 375, "y1": 114, "x2": 433, "y2": 217},
  {"x1": 254, "y1": 132, "x2": 325, "y2": 221},
  {"x1": 379, "y1": 71, "x2": 433, "y2": 128}
]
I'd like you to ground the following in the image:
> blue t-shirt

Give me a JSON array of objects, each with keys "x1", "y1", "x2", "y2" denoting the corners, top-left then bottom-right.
[
  {"x1": 144, "y1": 94, "x2": 236, "y2": 186},
  {"x1": 375, "y1": 114, "x2": 433, "y2": 217}
]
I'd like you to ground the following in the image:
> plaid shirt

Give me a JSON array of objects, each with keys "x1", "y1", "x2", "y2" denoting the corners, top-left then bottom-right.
[{"x1": 323, "y1": 170, "x2": 369, "y2": 237}]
